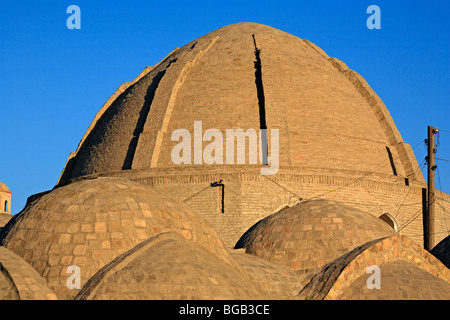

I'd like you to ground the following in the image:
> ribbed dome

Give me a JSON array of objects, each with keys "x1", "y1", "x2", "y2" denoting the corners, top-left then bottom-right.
[
  {"x1": 58, "y1": 22, "x2": 422, "y2": 185},
  {"x1": 0, "y1": 177, "x2": 234, "y2": 299},
  {"x1": 235, "y1": 199, "x2": 397, "y2": 273}
]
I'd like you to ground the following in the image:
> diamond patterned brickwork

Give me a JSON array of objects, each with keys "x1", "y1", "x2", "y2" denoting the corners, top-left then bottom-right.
[
  {"x1": 0, "y1": 246, "x2": 57, "y2": 300},
  {"x1": 235, "y1": 199, "x2": 396, "y2": 274},
  {"x1": 75, "y1": 232, "x2": 264, "y2": 300},
  {"x1": 0, "y1": 177, "x2": 235, "y2": 299}
]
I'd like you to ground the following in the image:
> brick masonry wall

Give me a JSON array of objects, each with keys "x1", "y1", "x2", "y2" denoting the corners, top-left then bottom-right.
[{"x1": 120, "y1": 168, "x2": 450, "y2": 249}]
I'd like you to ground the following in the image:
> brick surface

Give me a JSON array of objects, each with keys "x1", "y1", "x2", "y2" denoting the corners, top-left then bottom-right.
[
  {"x1": 0, "y1": 247, "x2": 57, "y2": 300},
  {"x1": 235, "y1": 199, "x2": 396, "y2": 274},
  {"x1": 75, "y1": 232, "x2": 263, "y2": 300},
  {"x1": 340, "y1": 260, "x2": 450, "y2": 300},
  {"x1": 53, "y1": 22, "x2": 450, "y2": 249},
  {"x1": 0, "y1": 177, "x2": 235, "y2": 299},
  {"x1": 299, "y1": 235, "x2": 450, "y2": 300}
]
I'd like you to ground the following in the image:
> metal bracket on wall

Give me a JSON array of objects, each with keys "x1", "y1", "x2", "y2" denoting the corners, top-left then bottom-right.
[{"x1": 210, "y1": 180, "x2": 225, "y2": 213}]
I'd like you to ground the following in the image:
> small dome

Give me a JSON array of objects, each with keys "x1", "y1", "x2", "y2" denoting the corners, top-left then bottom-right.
[
  {"x1": 235, "y1": 199, "x2": 397, "y2": 273},
  {"x1": 340, "y1": 260, "x2": 450, "y2": 300},
  {"x1": 299, "y1": 235, "x2": 450, "y2": 300},
  {"x1": 0, "y1": 182, "x2": 10, "y2": 193},
  {"x1": 0, "y1": 247, "x2": 57, "y2": 300},
  {"x1": 75, "y1": 232, "x2": 263, "y2": 300},
  {"x1": 431, "y1": 235, "x2": 450, "y2": 269},
  {"x1": 0, "y1": 177, "x2": 234, "y2": 299}
]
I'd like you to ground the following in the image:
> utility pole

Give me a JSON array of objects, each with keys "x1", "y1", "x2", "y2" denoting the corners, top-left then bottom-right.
[{"x1": 425, "y1": 126, "x2": 437, "y2": 251}]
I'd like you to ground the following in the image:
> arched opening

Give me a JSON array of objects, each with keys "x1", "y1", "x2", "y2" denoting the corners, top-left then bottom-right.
[
  {"x1": 378, "y1": 213, "x2": 399, "y2": 231},
  {"x1": 4, "y1": 200, "x2": 7, "y2": 213}
]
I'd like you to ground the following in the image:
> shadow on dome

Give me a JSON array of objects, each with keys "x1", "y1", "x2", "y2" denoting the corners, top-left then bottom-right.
[{"x1": 75, "y1": 232, "x2": 264, "y2": 300}]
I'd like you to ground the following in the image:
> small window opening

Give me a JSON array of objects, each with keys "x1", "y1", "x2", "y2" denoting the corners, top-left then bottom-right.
[{"x1": 378, "y1": 213, "x2": 399, "y2": 231}]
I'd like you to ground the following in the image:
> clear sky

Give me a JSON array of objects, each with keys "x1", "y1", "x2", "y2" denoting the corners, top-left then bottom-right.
[{"x1": 1, "y1": 1, "x2": 449, "y2": 214}]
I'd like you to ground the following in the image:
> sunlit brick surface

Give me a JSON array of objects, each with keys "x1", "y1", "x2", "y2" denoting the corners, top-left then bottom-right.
[
  {"x1": 54, "y1": 22, "x2": 450, "y2": 248},
  {"x1": 0, "y1": 247, "x2": 57, "y2": 300},
  {"x1": 236, "y1": 199, "x2": 396, "y2": 274},
  {"x1": 0, "y1": 177, "x2": 233, "y2": 299},
  {"x1": 75, "y1": 232, "x2": 263, "y2": 300},
  {"x1": 299, "y1": 235, "x2": 450, "y2": 300}
]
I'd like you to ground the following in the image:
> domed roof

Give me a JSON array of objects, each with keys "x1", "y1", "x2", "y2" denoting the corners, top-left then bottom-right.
[
  {"x1": 0, "y1": 182, "x2": 10, "y2": 193},
  {"x1": 431, "y1": 235, "x2": 450, "y2": 269},
  {"x1": 0, "y1": 177, "x2": 235, "y2": 299},
  {"x1": 299, "y1": 235, "x2": 450, "y2": 300},
  {"x1": 340, "y1": 260, "x2": 450, "y2": 299},
  {"x1": 235, "y1": 199, "x2": 397, "y2": 273},
  {"x1": 75, "y1": 232, "x2": 263, "y2": 300},
  {"x1": 58, "y1": 22, "x2": 422, "y2": 185},
  {"x1": 0, "y1": 247, "x2": 57, "y2": 300}
]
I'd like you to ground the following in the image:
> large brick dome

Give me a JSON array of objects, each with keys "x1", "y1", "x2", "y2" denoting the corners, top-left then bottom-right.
[
  {"x1": 53, "y1": 22, "x2": 447, "y2": 249},
  {"x1": 58, "y1": 22, "x2": 421, "y2": 182}
]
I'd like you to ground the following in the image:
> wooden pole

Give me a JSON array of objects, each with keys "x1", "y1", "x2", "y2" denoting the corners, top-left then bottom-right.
[{"x1": 426, "y1": 126, "x2": 437, "y2": 251}]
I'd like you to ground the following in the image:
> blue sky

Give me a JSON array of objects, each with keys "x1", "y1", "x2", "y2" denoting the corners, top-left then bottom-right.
[{"x1": 1, "y1": 0, "x2": 449, "y2": 214}]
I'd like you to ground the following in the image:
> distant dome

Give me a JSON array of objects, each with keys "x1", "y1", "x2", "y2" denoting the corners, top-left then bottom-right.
[
  {"x1": 431, "y1": 235, "x2": 450, "y2": 269},
  {"x1": 76, "y1": 232, "x2": 263, "y2": 300},
  {"x1": 235, "y1": 199, "x2": 397, "y2": 273},
  {"x1": 0, "y1": 177, "x2": 234, "y2": 299},
  {"x1": 0, "y1": 182, "x2": 10, "y2": 193}
]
